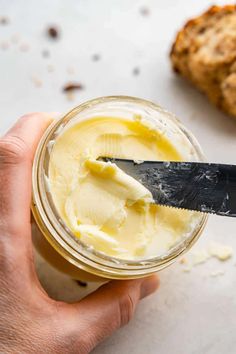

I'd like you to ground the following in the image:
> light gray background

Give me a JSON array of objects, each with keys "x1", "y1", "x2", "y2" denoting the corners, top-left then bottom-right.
[{"x1": 0, "y1": 0, "x2": 236, "y2": 353}]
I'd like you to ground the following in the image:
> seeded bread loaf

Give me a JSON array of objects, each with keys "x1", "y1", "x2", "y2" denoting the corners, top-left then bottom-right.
[{"x1": 170, "y1": 5, "x2": 236, "y2": 118}]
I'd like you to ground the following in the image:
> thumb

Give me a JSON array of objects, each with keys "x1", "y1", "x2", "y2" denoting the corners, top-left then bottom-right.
[{"x1": 62, "y1": 275, "x2": 159, "y2": 353}]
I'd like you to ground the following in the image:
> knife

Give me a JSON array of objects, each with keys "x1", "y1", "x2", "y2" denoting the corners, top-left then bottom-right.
[{"x1": 101, "y1": 158, "x2": 236, "y2": 217}]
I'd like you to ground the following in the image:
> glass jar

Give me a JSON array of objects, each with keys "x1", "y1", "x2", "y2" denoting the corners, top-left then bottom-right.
[{"x1": 32, "y1": 96, "x2": 207, "y2": 281}]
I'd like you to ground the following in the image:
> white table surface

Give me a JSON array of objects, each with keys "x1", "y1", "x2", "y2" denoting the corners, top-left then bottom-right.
[{"x1": 1, "y1": 0, "x2": 236, "y2": 353}]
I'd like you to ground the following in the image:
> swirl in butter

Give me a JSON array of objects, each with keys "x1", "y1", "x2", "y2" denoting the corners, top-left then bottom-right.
[{"x1": 49, "y1": 116, "x2": 201, "y2": 259}]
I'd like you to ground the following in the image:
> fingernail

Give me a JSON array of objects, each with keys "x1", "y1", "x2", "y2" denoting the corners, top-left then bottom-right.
[{"x1": 140, "y1": 274, "x2": 160, "y2": 299}]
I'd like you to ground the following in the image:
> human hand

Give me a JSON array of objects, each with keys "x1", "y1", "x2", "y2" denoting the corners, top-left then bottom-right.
[{"x1": 0, "y1": 113, "x2": 159, "y2": 354}]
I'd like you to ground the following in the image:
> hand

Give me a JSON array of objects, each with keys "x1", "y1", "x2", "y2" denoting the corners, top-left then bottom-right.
[{"x1": 0, "y1": 113, "x2": 159, "y2": 354}]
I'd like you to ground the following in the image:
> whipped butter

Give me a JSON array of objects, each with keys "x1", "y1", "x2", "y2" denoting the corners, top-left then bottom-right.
[{"x1": 48, "y1": 115, "x2": 201, "y2": 260}]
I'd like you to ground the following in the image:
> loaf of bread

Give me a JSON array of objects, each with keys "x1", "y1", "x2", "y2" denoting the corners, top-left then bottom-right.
[{"x1": 170, "y1": 5, "x2": 236, "y2": 118}]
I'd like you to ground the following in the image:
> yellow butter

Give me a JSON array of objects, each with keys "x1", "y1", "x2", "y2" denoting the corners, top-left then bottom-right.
[{"x1": 49, "y1": 116, "x2": 200, "y2": 259}]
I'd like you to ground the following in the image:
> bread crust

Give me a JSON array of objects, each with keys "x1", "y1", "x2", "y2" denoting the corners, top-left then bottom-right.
[{"x1": 170, "y1": 5, "x2": 236, "y2": 117}]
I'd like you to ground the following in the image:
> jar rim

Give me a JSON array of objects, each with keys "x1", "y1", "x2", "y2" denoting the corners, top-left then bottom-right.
[{"x1": 32, "y1": 96, "x2": 208, "y2": 278}]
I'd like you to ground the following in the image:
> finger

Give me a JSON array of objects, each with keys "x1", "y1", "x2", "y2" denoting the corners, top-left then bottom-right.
[
  {"x1": 64, "y1": 275, "x2": 159, "y2": 353},
  {"x1": 0, "y1": 113, "x2": 52, "y2": 238}
]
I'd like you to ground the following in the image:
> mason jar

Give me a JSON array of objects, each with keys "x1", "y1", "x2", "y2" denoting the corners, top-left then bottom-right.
[{"x1": 32, "y1": 96, "x2": 207, "y2": 281}]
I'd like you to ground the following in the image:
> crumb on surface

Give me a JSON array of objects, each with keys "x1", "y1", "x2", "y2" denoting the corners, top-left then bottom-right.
[
  {"x1": 19, "y1": 43, "x2": 30, "y2": 52},
  {"x1": 31, "y1": 75, "x2": 43, "y2": 87},
  {"x1": 140, "y1": 6, "x2": 150, "y2": 16},
  {"x1": 47, "y1": 26, "x2": 60, "y2": 39},
  {"x1": 133, "y1": 67, "x2": 140, "y2": 76},
  {"x1": 0, "y1": 16, "x2": 9, "y2": 25},
  {"x1": 91, "y1": 53, "x2": 101, "y2": 61},
  {"x1": 192, "y1": 249, "x2": 210, "y2": 265},
  {"x1": 208, "y1": 242, "x2": 233, "y2": 261},
  {"x1": 179, "y1": 257, "x2": 188, "y2": 264},
  {"x1": 181, "y1": 241, "x2": 234, "y2": 275},
  {"x1": 63, "y1": 82, "x2": 84, "y2": 92}
]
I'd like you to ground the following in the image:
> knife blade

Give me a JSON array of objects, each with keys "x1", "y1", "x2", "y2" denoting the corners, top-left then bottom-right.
[{"x1": 101, "y1": 158, "x2": 236, "y2": 217}]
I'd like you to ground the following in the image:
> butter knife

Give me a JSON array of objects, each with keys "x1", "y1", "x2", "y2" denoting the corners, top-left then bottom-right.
[{"x1": 102, "y1": 159, "x2": 236, "y2": 217}]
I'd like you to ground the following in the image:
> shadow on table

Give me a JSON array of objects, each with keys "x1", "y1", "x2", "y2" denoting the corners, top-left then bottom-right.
[{"x1": 164, "y1": 75, "x2": 236, "y2": 137}]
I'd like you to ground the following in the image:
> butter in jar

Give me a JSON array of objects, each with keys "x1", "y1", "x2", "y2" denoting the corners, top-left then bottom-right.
[{"x1": 32, "y1": 96, "x2": 207, "y2": 281}]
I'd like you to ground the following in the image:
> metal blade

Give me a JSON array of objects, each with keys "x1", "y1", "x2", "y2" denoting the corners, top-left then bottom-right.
[{"x1": 101, "y1": 158, "x2": 236, "y2": 217}]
